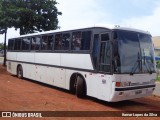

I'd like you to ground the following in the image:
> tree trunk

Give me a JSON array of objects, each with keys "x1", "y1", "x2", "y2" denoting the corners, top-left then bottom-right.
[{"x1": 3, "y1": 28, "x2": 7, "y2": 66}]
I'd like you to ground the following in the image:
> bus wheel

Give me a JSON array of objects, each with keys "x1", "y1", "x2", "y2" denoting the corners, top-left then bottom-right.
[
  {"x1": 17, "y1": 65, "x2": 23, "y2": 79},
  {"x1": 76, "y1": 76, "x2": 86, "y2": 98}
]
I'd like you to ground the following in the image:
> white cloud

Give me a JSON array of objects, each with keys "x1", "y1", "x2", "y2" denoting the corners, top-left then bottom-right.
[
  {"x1": 121, "y1": 3, "x2": 160, "y2": 36},
  {"x1": 0, "y1": 28, "x2": 20, "y2": 43},
  {"x1": 57, "y1": 0, "x2": 113, "y2": 29},
  {"x1": 1, "y1": 0, "x2": 160, "y2": 43}
]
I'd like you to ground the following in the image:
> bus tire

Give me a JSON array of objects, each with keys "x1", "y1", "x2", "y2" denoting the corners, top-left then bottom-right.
[
  {"x1": 17, "y1": 65, "x2": 23, "y2": 79},
  {"x1": 70, "y1": 74, "x2": 77, "y2": 94},
  {"x1": 76, "y1": 76, "x2": 86, "y2": 98}
]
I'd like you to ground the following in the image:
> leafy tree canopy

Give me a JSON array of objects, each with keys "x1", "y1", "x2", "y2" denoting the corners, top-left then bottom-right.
[
  {"x1": 0, "y1": 43, "x2": 4, "y2": 49},
  {"x1": 0, "y1": 0, "x2": 62, "y2": 35}
]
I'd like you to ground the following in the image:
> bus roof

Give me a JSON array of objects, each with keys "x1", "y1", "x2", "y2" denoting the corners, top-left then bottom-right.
[{"x1": 9, "y1": 25, "x2": 150, "y2": 39}]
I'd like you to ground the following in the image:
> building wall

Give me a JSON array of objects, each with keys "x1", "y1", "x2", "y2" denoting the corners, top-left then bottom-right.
[
  {"x1": 152, "y1": 36, "x2": 160, "y2": 57},
  {"x1": 152, "y1": 36, "x2": 160, "y2": 48}
]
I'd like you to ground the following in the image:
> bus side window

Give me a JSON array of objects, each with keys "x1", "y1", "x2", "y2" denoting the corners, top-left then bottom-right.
[
  {"x1": 14, "y1": 38, "x2": 21, "y2": 50},
  {"x1": 35, "y1": 36, "x2": 41, "y2": 50},
  {"x1": 8, "y1": 39, "x2": 15, "y2": 50},
  {"x1": 81, "y1": 31, "x2": 91, "y2": 50},
  {"x1": 54, "y1": 34, "x2": 62, "y2": 50},
  {"x1": 71, "y1": 31, "x2": 81, "y2": 50},
  {"x1": 41, "y1": 36, "x2": 48, "y2": 50},
  {"x1": 22, "y1": 38, "x2": 30, "y2": 50},
  {"x1": 62, "y1": 33, "x2": 70, "y2": 50},
  {"x1": 31, "y1": 36, "x2": 41, "y2": 50},
  {"x1": 48, "y1": 35, "x2": 54, "y2": 50},
  {"x1": 71, "y1": 31, "x2": 91, "y2": 51},
  {"x1": 31, "y1": 37, "x2": 36, "y2": 50}
]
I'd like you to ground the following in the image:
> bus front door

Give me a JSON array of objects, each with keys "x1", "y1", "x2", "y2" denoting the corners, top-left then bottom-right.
[{"x1": 98, "y1": 33, "x2": 112, "y2": 74}]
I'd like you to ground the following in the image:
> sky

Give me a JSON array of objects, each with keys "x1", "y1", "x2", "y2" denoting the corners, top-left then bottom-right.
[{"x1": 0, "y1": 0, "x2": 160, "y2": 43}]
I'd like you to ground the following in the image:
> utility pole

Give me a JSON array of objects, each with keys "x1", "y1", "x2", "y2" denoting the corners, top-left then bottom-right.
[{"x1": 3, "y1": 28, "x2": 7, "y2": 66}]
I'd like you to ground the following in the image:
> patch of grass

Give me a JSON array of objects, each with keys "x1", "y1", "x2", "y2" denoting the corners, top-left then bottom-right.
[{"x1": 156, "y1": 76, "x2": 160, "y2": 82}]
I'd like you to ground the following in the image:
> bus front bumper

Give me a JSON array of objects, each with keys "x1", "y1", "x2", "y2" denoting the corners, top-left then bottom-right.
[{"x1": 109, "y1": 84, "x2": 156, "y2": 102}]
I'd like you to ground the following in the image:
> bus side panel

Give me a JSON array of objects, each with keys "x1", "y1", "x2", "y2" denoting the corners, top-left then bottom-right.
[
  {"x1": 35, "y1": 53, "x2": 61, "y2": 66},
  {"x1": 86, "y1": 74, "x2": 112, "y2": 101},
  {"x1": 7, "y1": 61, "x2": 17, "y2": 75},
  {"x1": 61, "y1": 54, "x2": 94, "y2": 70},
  {"x1": 46, "y1": 67, "x2": 55, "y2": 86},
  {"x1": 85, "y1": 73, "x2": 98, "y2": 98},
  {"x1": 7, "y1": 52, "x2": 17, "y2": 75},
  {"x1": 7, "y1": 52, "x2": 17, "y2": 61},
  {"x1": 23, "y1": 64, "x2": 36, "y2": 80},
  {"x1": 17, "y1": 52, "x2": 35, "y2": 63}
]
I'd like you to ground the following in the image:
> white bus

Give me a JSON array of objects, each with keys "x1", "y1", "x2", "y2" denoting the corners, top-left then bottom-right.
[{"x1": 7, "y1": 26, "x2": 156, "y2": 102}]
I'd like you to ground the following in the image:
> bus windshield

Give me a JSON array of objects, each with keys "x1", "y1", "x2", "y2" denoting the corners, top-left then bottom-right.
[{"x1": 113, "y1": 30, "x2": 156, "y2": 74}]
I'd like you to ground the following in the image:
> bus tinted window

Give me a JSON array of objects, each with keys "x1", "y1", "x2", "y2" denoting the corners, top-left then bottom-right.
[
  {"x1": 54, "y1": 34, "x2": 62, "y2": 50},
  {"x1": 14, "y1": 39, "x2": 21, "y2": 50},
  {"x1": 41, "y1": 35, "x2": 54, "y2": 50},
  {"x1": 62, "y1": 33, "x2": 70, "y2": 50},
  {"x1": 8, "y1": 39, "x2": 15, "y2": 50},
  {"x1": 31, "y1": 36, "x2": 41, "y2": 50},
  {"x1": 41, "y1": 36, "x2": 48, "y2": 50},
  {"x1": 71, "y1": 31, "x2": 91, "y2": 50},
  {"x1": 48, "y1": 35, "x2": 54, "y2": 50},
  {"x1": 101, "y1": 34, "x2": 109, "y2": 41},
  {"x1": 22, "y1": 38, "x2": 30, "y2": 50},
  {"x1": 72, "y1": 31, "x2": 81, "y2": 50},
  {"x1": 81, "y1": 31, "x2": 91, "y2": 50}
]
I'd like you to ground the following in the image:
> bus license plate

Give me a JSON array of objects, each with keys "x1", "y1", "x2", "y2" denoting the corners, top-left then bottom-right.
[{"x1": 135, "y1": 90, "x2": 142, "y2": 94}]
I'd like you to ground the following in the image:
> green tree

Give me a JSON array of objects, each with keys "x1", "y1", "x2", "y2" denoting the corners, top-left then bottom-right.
[
  {"x1": 0, "y1": 0, "x2": 62, "y2": 35},
  {"x1": 0, "y1": 0, "x2": 62, "y2": 66},
  {"x1": 157, "y1": 60, "x2": 160, "y2": 69},
  {"x1": 0, "y1": 43, "x2": 4, "y2": 49},
  {"x1": 10, "y1": 0, "x2": 62, "y2": 35}
]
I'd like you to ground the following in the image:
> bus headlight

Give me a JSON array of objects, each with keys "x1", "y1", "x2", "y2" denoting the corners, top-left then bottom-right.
[{"x1": 115, "y1": 82, "x2": 131, "y2": 87}]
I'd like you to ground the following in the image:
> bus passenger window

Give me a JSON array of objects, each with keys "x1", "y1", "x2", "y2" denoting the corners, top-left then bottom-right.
[
  {"x1": 71, "y1": 31, "x2": 81, "y2": 50},
  {"x1": 22, "y1": 38, "x2": 30, "y2": 50},
  {"x1": 31, "y1": 36, "x2": 41, "y2": 50},
  {"x1": 81, "y1": 31, "x2": 91, "y2": 50},
  {"x1": 31, "y1": 37, "x2": 36, "y2": 50},
  {"x1": 41, "y1": 36, "x2": 48, "y2": 50},
  {"x1": 14, "y1": 39, "x2": 21, "y2": 50},
  {"x1": 48, "y1": 35, "x2": 54, "y2": 50},
  {"x1": 41, "y1": 35, "x2": 54, "y2": 50},
  {"x1": 54, "y1": 34, "x2": 62, "y2": 50},
  {"x1": 62, "y1": 33, "x2": 70, "y2": 50},
  {"x1": 8, "y1": 39, "x2": 15, "y2": 50}
]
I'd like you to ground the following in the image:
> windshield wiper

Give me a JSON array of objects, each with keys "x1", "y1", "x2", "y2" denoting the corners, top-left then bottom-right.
[
  {"x1": 130, "y1": 52, "x2": 141, "y2": 75},
  {"x1": 142, "y1": 49, "x2": 152, "y2": 74}
]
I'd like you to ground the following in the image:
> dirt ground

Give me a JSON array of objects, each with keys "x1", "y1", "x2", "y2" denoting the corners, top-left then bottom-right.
[{"x1": 0, "y1": 65, "x2": 160, "y2": 120}]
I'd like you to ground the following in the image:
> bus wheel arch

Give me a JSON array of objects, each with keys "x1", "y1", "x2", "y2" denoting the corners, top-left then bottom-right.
[
  {"x1": 69, "y1": 73, "x2": 87, "y2": 97},
  {"x1": 17, "y1": 64, "x2": 23, "y2": 79}
]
